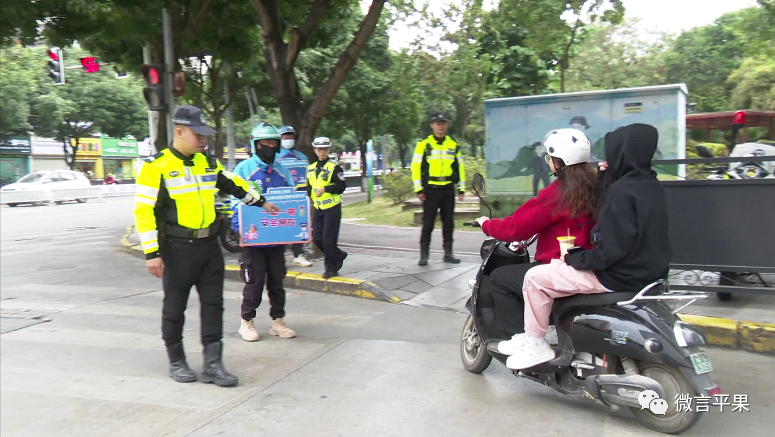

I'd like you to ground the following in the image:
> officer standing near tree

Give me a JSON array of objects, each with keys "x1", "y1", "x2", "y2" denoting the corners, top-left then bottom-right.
[
  {"x1": 411, "y1": 112, "x2": 465, "y2": 266},
  {"x1": 277, "y1": 125, "x2": 313, "y2": 268},
  {"x1": 306, "y1": 137, "x2": 347, "y2": 278},
  {"x1": 134, "y1": 105, "x2": 279, "y2": 387}
]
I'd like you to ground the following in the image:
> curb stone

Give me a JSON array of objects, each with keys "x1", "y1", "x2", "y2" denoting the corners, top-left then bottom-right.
[{"x1": 122, "y1": 226, "x2": 402, "y2": 303}]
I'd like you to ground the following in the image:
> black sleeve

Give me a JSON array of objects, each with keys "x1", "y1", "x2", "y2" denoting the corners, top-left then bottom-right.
[
  {"x1": 566, "y1": 186, "x2": 637, "y2": 271},
  {"x1": 324, "y1": 165, "x2": 347, "y2": 195},
  {"x1": 216, "y1": 172, "x2": 265, "y2": 207}
]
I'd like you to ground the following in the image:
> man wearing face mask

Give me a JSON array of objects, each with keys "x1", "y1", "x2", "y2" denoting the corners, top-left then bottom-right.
[
  {"x1": 231, "y1": 123, "x2": 298, "y2": 342},
  {"x1": 277, "y1": 125, "x2": 313, "y2": 268}
]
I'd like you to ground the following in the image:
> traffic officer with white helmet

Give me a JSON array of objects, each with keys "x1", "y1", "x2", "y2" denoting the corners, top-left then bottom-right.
[
  {"x1": 306, "y1": 137, "x2": 347, "y2": 278},
  {"x1": 134, "y1": 105, "x2": 279, "y2": 387},
  {"x1": 411, "y1": 112, "x2": 466, "y2": 266}
]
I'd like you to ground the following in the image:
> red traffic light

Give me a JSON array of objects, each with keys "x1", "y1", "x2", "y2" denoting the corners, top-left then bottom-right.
[
  {"x1": 733, "y1": 110, "x2": 746, "y2": 125},
  {"x1": 80, "y1": 57, "x2": 100, "y2": 73},
  {"x1": 141, "y1": 64, "x2": 162, "y2": 85},
  {"x1": 47, "y1": 49, "x2": 59, "y2": 61}
]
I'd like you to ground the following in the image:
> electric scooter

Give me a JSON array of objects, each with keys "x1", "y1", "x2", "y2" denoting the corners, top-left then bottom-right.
[{"x1": 460, "y1": 174, "x2": 720, "y2": 434}]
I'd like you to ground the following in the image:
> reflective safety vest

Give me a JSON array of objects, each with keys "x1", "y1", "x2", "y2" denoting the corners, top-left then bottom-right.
[
  {"x1": 307, "y1": 160, "x2": 342, "y2": 210},
  {"x1": 410, "y1": 135, "x2": 466, "y2": 193},
  {"x1": 134, "y1": 148, "x2": 261, "y2": 258}
]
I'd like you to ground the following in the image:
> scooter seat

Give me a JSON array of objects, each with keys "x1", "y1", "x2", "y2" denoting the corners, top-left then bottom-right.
[{"x1": 552, "y1": 291, "x2": 638, "y2": 314}]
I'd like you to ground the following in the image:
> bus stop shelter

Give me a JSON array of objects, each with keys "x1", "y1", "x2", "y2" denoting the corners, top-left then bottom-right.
[{"x1": 687, "y1": 110, "x2": 775, "y2": 142}]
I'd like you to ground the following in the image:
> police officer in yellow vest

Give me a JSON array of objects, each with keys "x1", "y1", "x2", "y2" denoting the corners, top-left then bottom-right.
[
  {"x1": 134, "y1": 105, "x2": 279, "y2": 387},
  {"x1": 306, "y1": 137, "x2": 347, "y2": 278},
  {"x1": 411, "y1": 112, "x2": 465, "y2": 266}
]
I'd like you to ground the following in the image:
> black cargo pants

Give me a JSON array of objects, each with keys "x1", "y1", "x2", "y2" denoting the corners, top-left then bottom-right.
[{"x1": 161, "y1": 236, "x2": 225, "y2": 347}]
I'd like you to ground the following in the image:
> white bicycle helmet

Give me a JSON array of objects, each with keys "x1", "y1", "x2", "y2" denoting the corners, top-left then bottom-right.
[
  {"x1": 312, "y1": 136, "x2": 332, "y2": 148},
  {"x1": 541, "y1": 128, "x2": 591, "y2": 166}
]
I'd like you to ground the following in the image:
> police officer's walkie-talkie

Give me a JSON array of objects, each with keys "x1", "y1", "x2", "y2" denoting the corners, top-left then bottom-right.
[{"x1": 204, "y1": 145, "x2": 218, "y2": 169}]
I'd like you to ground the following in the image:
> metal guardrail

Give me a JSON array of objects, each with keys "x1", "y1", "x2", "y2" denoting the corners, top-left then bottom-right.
[{"x1": 0, "y1": 184, "x2": 137, "y2": 205}]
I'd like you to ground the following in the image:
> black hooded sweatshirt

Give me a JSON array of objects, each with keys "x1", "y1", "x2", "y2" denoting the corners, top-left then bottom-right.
[{"x1": 565, "y1": 123, "x2": 672, "y2": 292}]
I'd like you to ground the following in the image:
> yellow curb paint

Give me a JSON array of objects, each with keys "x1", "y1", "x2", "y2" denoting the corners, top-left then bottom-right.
[
  {"x1": 225, "y1": 265, "x2": 239, "y2": 272},
  {"x1": 678, "y1": 314, "x2": 739, "y2": 349},
  {"x1": 738, "y1": 321, "x2": 775, "y2": 355},
  {"x1": 327, "y1": 277, "x2": 363, "y2": 285}
]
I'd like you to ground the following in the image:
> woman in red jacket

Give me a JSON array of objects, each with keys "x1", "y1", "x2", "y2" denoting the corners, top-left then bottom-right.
[{"x1": 475, "y1": 128, "x2": 597, "y2": 354}]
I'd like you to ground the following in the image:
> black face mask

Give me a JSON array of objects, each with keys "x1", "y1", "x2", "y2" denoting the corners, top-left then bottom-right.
[{"x1": 257, "y1": 144, "x2": 278, "y2": 164}]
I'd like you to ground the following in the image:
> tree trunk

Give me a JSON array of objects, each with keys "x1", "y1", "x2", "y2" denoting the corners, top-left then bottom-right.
[
  {"x1": 252, "y1": 0, "x2": 386, "y2": 160},
  {"x1": 397, "y1": 143, "x2": 407, "y2": 168},
  {"x1": 63, "y1": 138, "x2": 77, "y2": 170},
  {"x1": 561, "y1": 15, "x2": 583, "y2": 94}
]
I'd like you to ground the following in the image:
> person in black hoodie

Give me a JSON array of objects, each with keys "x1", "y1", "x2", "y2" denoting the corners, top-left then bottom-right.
[{"x1": 503, "y1": 123, "x2": 672, "y2": 371}]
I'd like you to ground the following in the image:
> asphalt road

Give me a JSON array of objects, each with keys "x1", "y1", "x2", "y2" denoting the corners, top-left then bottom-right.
[{"x1": 2, "y1": 197, "x2": 775, "y2": 437}]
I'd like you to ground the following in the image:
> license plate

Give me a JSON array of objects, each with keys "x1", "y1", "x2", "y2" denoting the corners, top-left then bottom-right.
[{"x1": 690, "y1": 352, "x2": 713, "y2": 374}]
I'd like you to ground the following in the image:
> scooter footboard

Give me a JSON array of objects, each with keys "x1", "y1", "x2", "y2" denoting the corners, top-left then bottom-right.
[{"x1": 587, "y1": 374, "x2": 666, "y2": 409}]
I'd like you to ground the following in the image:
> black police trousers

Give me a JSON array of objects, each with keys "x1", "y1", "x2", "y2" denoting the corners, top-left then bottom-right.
[
  {"x1": 239, "y1": 245, "x2": 287, "y2": 320},
  {"x1": 312, "y1": 203, "x2": 345, "y2": 272},
  {"x1": 161, "y1": 236, "x2": 225, "y2": 347},
  {"x1": 420, "y1": 185, "x2": 455, "y2": 245},
  {"x1": 489, "y1": 262, "x2": 539, "y2": 338}
]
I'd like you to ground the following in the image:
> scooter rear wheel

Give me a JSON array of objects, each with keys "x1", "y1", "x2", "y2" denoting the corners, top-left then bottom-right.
[
  {"x1": 460, "y1": 315, "x2": 492, "y2": 374},
  {"x1": 630, "y1": 363, "x2": 702, "y2": 434}
]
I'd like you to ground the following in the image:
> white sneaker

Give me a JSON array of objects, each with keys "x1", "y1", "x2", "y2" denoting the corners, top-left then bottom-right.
[
  {"x1": 506, "y1": 340, "x2": 555, "y2": 370},
  {"x1": 239, "y1": 319, "x2": 260, "y2": 342},
  {"x1": 497, "y1": 334, "x2": 525, "y2": 355},
  {"x1": 292, "y1": 255, "x2": 312, "y2": 267},
  {"x1": 269, "y1": 318, "x2": 297, "y2": 339}
]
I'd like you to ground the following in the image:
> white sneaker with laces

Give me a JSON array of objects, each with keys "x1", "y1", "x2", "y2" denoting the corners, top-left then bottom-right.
[
  {"x1": 497, "y1": 334, "x2": 525, "y2": 355},
  {"x1": 506, "y1": 340, "x2": 555, "y2": 370},
  {"x1": 239, "y1": 319, "x2": 260, "y2": 342},
  {"x1": 269, "y1": 318, "x2": 297, "y2": 339},
  {"x1": 292, "y1": 255, "x2": 312, "y2": 267}
]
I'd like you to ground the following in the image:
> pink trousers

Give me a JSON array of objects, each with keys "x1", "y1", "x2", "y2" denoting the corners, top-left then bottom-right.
[{"x1": 522, "y1": 259, "x2": 609, "y2": 338}]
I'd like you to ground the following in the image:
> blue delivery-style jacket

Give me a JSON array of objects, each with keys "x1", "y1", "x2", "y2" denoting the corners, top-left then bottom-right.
[{"x1": 230, "y1": 154, "x2": 294, "y2": 237}]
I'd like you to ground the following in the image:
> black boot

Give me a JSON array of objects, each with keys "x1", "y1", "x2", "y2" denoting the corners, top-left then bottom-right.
[
  {"x1": 200, "y1": 341, "x2": 238, "y2": 387},
  {"x1": 418, "y1": 243, "x2": 430, "y2": 266},
  {"x1": 166, "y1": 342, "x2": 197, "y2": 383},
  {"x1": 443, "y1": 242, "x2": 460, "y2": 264}
]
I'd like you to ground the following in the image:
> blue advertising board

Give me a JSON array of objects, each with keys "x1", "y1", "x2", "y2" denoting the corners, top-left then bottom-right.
[
  {"x1": 238, "y1": 187, "x2": 311, "y2": 246},
  {"x1": 276, "y1": 154, "x2": 308, "y2": 187}
]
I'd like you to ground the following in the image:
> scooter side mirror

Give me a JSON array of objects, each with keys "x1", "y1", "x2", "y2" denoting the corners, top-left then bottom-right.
[
  {"x1": 470, "y1": 173, "x2": 492, "y2": 219},
  {"x1": 472, "y1": 173, "x2": 485, "y2": 194}
]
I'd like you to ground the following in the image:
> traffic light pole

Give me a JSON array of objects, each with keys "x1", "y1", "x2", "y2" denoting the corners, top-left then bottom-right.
[{"x1": 162, "y1": 8, "x2": 175, "y2": 144}]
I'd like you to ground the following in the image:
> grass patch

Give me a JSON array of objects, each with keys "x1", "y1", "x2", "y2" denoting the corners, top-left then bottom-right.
[{"x1": 342, "y1": 197, "x2": 481, "y2": 231}]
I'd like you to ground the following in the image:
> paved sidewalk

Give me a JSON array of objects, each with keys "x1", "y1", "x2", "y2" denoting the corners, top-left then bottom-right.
[{"x1": 122, "y1": 225, "x2": 775, "y2": 355}]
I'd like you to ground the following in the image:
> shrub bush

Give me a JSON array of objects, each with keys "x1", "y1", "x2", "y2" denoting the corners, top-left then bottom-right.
[{"x1": 382, "y1": 168, "x2": 414, "y2": 204}]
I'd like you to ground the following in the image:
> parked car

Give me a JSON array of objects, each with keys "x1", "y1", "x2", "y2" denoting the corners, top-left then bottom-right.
[{"x1": 1, "y1": 170, "x2": 92, "y2": 206}]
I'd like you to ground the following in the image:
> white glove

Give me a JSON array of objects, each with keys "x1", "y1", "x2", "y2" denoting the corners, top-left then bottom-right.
[{"x1": 475, "y1": 216, "x2": 489, "y2": 227}]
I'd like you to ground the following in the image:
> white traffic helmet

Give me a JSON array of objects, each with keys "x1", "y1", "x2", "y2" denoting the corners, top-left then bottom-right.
[
  {"x1": 312, "y1": 137, "x2": 332, "y2": 148},
  {"x1": 541, "y1": 128, "x2": 591, "y2": 166}
]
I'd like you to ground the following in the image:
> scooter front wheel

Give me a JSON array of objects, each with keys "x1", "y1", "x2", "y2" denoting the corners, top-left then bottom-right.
[
  {"x1": 460, "y1": 314, "x2": 492, "y2": 374},
  {"x1": 630, "y1": 363, "x2": 702, "y2": 434}
]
